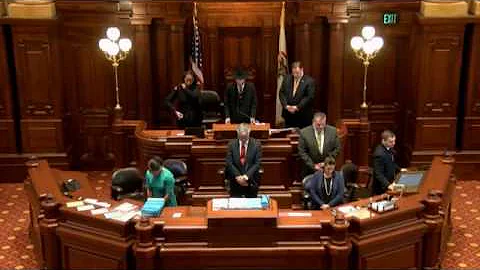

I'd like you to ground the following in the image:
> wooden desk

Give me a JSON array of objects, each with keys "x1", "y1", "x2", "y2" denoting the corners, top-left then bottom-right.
[
  {"x1": 26, "y1": 157, "x2": 454, "y2": 270},
  {"x1": 212, "y1": 123, "x2": 270, "y2": 140}
]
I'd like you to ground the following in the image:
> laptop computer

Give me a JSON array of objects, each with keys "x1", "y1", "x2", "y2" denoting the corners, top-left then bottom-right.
[{"x1": 393, "y1": 171, "x2": 426, "y2": 193}]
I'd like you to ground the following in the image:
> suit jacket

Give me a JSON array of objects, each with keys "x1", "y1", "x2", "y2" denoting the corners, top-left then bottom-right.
[
  {"x1": 224, "y1": 82, "x2": 257, "y2": 123},
  {"x1": 225, "y1": 138, "x2": 262, "y2": 197},
  {"x1": 372, "y1": 144, "x2": 400, "y2": 195},
  {"x1": 165, "y1": 85, "x2": 203, "y2": 127},
  {"x1": 278, "y1": 74, "x2": 315, "y2": 125},
  {"x1": 298, "y1": 125, "x2": 341, "y2": 177},
  {"x1": 307, "y1": 171, "x2": 344, "y2": 208}
]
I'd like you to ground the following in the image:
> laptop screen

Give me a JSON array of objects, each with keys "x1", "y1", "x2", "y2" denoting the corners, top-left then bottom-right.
[{"x1": 395, "y1": 171, "x2": 425, "y2": 193}]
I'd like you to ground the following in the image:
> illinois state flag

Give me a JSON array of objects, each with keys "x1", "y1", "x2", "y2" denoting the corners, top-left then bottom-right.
[{"x1": 275, "y1": 2, "x2": 288, "y2": 126}]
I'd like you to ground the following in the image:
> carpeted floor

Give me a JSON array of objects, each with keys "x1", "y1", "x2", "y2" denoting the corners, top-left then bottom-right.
[{"x1": 0, "y1": 174, "x2": 478, "y2": 269}]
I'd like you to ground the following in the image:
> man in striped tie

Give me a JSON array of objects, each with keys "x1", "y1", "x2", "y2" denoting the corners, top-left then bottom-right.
[{"x1": 225, "y1": 123, "x2": 262, "y2": 198}]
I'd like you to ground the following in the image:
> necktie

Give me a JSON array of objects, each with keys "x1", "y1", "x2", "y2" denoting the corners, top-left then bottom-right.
[
  {"x1": 240, "y1": 143, "x2": 246, "y2": 165},
  {"x1": 316, "y1": 130, "x2": 324, "y2": 155},
  {"x1": 293, "y1": 78, "x2": 300, "y2": 96}
]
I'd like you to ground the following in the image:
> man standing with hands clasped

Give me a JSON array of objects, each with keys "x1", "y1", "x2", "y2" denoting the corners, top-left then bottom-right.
[
  {"x1": 279, "y1": 61, "x2": 315, "y2": 129},
  {"x1": 225, "y1": 123, "x2": 262, "y2": 198},
  {"x1": 298, "y1": 112, "x2": 341, "y2": 178},
  {"x1": 224, "y1": 69, "x2": 257, "y2": 124}
]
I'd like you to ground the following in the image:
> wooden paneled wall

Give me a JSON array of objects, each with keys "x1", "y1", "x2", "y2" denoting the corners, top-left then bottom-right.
[{"x1": 0, "y1": 0, "x2": 479, "y2": 181}]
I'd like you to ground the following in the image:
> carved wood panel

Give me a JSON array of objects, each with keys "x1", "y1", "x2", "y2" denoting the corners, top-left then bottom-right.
[
  {"x1": 12, "y1": 26, "x2": 59, "y2": 118},
  {"x1": 218, "y1": 27, "x2": 261, "y2": 93},
  {"x1": 11, "y1": 24, "x2": 64, "y2": 153},
  {"x1": 418, "y1": 33, "x2": 462, "y2": 117},
  {"x1": 414, "y1": 118, "x2": 456, "y2": 151}
]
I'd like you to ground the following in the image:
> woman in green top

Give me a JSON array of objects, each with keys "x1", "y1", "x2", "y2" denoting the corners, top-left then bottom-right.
[{"x1": 145, "y1": 157, "x2": 177, "y2": 206}]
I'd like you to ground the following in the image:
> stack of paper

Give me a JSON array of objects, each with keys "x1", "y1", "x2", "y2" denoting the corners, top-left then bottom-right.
[
  {"x1": 104, "y1": 202, "x2": 140, "y2": 222},
  {"x1": 228, "y1": 198, "x2": 263, "y2": 209},
  {"x1": 141, "y1": 198, "x2": 165, "y2": 217}
]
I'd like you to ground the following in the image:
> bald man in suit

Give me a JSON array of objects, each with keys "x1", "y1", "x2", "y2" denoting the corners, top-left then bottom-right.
[
  {"x1": 298, "y1": 112, "x2": 341, "y2": 178},
  {"x1": 225, "y1": 123, "x2": 262, "y2": 198}
]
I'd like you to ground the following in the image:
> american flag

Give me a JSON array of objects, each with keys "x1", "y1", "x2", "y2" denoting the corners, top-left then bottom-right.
[{"x1": 191, "y1": 2, "x2": 204, "y2": 84}]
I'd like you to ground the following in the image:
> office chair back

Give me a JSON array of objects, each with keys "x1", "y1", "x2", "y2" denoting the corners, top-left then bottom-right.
[
  {"x1": 111, "y1": 167, "x2": 144, "y2": 201},
  {"x1": 163, "y1": 159, "x2": 189, "y2": 203},
  {"x1": 302, "y1": 174, "x2": 315, "y2": 210},
  {"x1": 200, "y1": 90, "x2": 223, "y2": 126}
]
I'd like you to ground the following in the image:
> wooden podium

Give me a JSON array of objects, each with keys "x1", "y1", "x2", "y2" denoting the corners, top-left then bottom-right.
[
  {"x1": 206, "y1": 199, "x2": 278, "y2": 247},
  {"x1": 212, "y1": 123, "x2": 270, "y2": 140}
]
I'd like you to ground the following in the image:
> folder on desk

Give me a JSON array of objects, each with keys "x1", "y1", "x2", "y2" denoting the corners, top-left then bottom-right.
[{"x1": 141, "y1": 198, "x2": 165, "y2": 217}]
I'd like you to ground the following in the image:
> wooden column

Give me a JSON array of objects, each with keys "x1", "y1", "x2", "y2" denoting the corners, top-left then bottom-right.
[
  {"x1": 0, "y1": 25, "x2": 16, "y2": 153},
  {"x1": 206, "y1": 27, "x2": 219, "y2": 91},
  {"x1": 294, "y1": 21, "x2": 311, "y2": 72},
  {"x1": 422, "y1": 190, "x2": 444, "y2": 269},
  {"x1": 134, "y1": 217, "x2": 156, "y2": 270},
  {"x1": 168, "y1": 20, "x2": 186, "y2": 87},
  {"x1": 39, "y1": 194, "x2": 61, "y2": 270},
  {"x1": 262, "y1": 27, "x2": 276, "y2": 123},
  {"x1": 463, "y1": 20, "x2": 480, "y2": 150},
  {"x1": 133, "y1": 22, "x2": 153, "y2": 124},
  {"x1": 327, "y1": 20, "x2": 346, "y2": 125},
  {"x1": 327, "y1": 213, "x2": 351, "y2": 270}
]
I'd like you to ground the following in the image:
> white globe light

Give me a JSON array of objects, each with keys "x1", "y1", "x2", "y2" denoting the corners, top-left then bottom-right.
[
  {"x1": 106, "y1": 27, "x2": 120, "y2": 41},
  {"x1": 350, "y1": 36, "x2": 364, "y2": 51},
  {"x1": 363, "y1": 40, "x2": 375, "y2": 55},
  {"x1": 361, "y1": 26, "x2": 375, "y2": 40},
  {"x1": 119, "y1": 38, "x2": 132, "y2": 52},
  {"x1": 107, "y1": 43, "x2": 120, "y2": 56},
  {"x1": 371, "y1": 36, "x2": 384, "y2": 51},
  {"x1": 98, "y1": 38, "x2": 111, "y2": 52}
]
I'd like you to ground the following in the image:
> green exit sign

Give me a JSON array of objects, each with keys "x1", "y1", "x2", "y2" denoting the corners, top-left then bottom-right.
[{"x1": 383, "y1": 12, "x2": 399, "y2": 25}]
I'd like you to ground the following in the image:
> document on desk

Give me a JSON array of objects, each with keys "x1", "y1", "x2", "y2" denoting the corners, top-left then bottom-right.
[
  {"x1": 228, "y1": 198, "x2": 262, "y2": 209},
  {"x1": 337, "y1": 205, "x2": 357, "y2": 215},
  {"x1": 286, "y1": 212, "x2": 312, "y2": 217},
  {"x1": 113, "y1": 202, "x2": 137, "y2": 212},
  {"x1": 212, "y1": 198, "x2": 229, "y2": 211},
  {"x1": 66, "y1": 201, "x2": 84, "y2": 208}
]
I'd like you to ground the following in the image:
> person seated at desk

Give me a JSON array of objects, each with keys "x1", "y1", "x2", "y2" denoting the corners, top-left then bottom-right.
[
  {"x1": 372, "y1": 130, "x2": 401, "y2": 195},
  {"x1": 306, "y1": 157, "x2": 344, "y2": 210},
  {"x1": 225, "y1": 123, "x2": 262, "y2": 198},
  {"x1": 145, "y1": 156, "x2": 177, "y2": 206},
  {"x1": 165, "y1": 70, "x2": 203, "y2": 128},
  {"x1": 341, "y1": 162, "x2": 370, "y2": 202},
  {"x1": 224, "y1": 68, "x2": 257, "y2": 124},
  {"x1": 298, "y1": 112, "x2": 341, "y2": 177}
]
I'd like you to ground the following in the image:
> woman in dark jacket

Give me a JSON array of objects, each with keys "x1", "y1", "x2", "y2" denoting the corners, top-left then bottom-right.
[{"x1": 165, "y1": 71, "x2": 203, "y2": 128}]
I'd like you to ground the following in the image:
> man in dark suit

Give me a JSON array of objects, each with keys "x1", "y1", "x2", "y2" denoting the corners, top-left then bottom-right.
[
  {"x1": 279, "y1": 61, "x2": 315, "y2": 128},
  {"x1": 225, "y1": 123, "x2": 262, "y2": 198},
  {"x1": 224, "y1": 69, "x2": 257, "y2": 124},
  {"x1": 298, "y1": 112, "x2": 341, "y2": 177},
  {"x1": 306, "y1": 157, "x2": 344, "y2": 210},
  {"x1": 372, "y1": 130, "x2": 401, "y2": 195}
]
